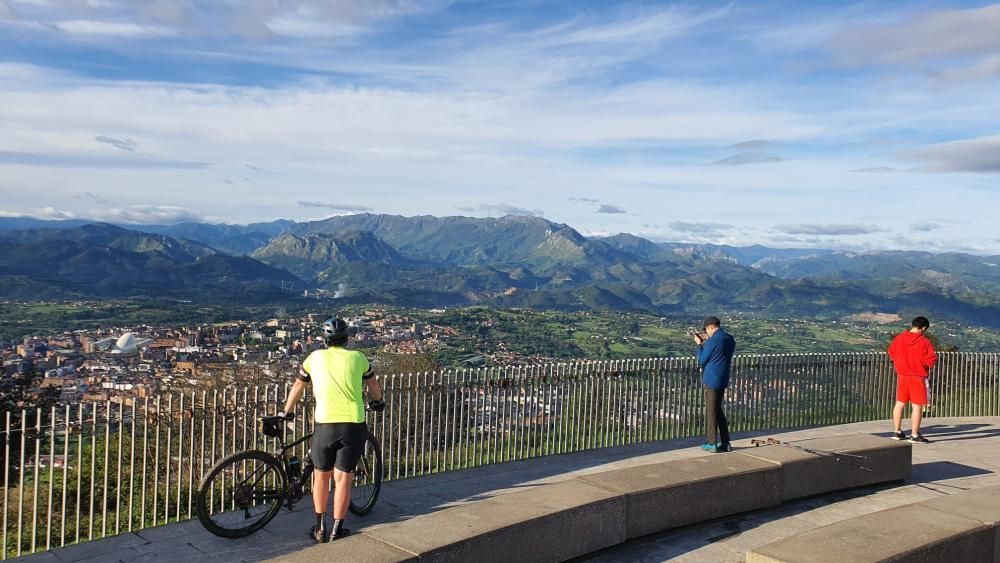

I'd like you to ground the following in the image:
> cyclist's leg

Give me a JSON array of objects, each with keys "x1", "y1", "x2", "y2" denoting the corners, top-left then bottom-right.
[
  {"x1": 313, "y1": 469, "x2": 334, "y2": 516},
  {"x1": 310, "y1": 425, "x2": 340, "y2": 530},
  {"x1": 332, "y1": 469, "x2": 353, "y2": 519},
  {"x1": 329, "y1": 423, "x2": 366, "y2": 538}
]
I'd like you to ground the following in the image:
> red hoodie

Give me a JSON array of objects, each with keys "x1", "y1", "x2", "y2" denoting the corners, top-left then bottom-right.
[{"x1": 888, "y1": 331, "x2": 938, "y2": 378}]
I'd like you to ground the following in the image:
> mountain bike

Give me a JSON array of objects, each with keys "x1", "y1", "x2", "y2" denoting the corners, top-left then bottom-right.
[{"x1": 195, "y1": 415, "x2": 383, "y2": 538}]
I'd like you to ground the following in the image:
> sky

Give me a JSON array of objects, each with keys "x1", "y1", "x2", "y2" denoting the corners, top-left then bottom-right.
[{"x1": 1, "y1": 0, "x2": 999, "y2": 253}]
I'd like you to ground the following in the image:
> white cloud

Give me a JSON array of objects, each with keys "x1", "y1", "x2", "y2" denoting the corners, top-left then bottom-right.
[
  {"x1": 6, "y1": 0, "x2": 446, "y2": 40},
  {"x1": 524, "y1": 5, "x2": 729, "y2": 49},
  {"x1": 929, "y1": 54, "x2": 1000, "y2": 83},
  {"x1": 597, "y1": 204, "x2": 626, "y2": 214},
  {"x1": 0, "y1": 63, "x2": 823, "y2": 172},
  {"x1": 477, "y1": 204, "x2": 543, "y2": 217},
  {"x1": 829, "y1": 4, "x2": 1000, "y2": 66},
  {"x1": 53, "y1": 19, "x2": 175, "y2": 37},
  {"x1": 731, "y1": 140, "x2": 775, "y2": 150},
  {"x1": 910, "y1": 222, "x2": 941, "y2": 233},
  {"x1": 711, "y1": 152, "x2": 787, "y2": 166},
  {"x1": 776, "y1": 224, "x2": 886, "y2": 236},
  {"x1": 11, "y1": 205, "x2": 213, "y2": 224},
  {"x1": 296, "y1": 201, "x2": 371, "y2": 212},
  {"x1": 905, "y1": 135, "x2": 1000, "y2": 173},
  {"x1": 264, "y1": 15, "x2": 360, "y2": 40},
  {"x1": 137, "y1": 0, "x2": 190, "y2": 25},
  {"x1": 850, "y1": 166, "x2": 895, "y2": 173},
  {"x1": 667, "y1": 221, "x2": 734, "y2": 239},
  {"x1": 94, "y1": 135, "x2": 138, "y2": 152}
]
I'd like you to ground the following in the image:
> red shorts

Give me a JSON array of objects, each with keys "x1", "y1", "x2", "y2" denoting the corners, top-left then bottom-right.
[{"x1": 896, "y1": 376, "x2": 929, "y2": 406}]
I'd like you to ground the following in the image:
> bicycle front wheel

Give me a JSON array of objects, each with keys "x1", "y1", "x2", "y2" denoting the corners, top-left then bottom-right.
[
  {"x1": 348, "y1": 435, "x2": 383, "y2": 516},
  {"x1": 196, "y1": 450, "x2": 287, "y2": 538}
]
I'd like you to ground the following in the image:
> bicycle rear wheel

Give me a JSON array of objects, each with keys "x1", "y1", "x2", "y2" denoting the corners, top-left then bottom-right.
[
  {"x1": 348, "y1": 435, "x2": 383, "y2": 515},
  {"x1": 196, "y1": 450, "x2": 287, "y2": 538}
]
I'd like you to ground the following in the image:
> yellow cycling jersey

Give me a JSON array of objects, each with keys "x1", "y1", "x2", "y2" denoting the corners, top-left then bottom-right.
[{"x1": 300, "y1": 347, "x2": 372, "y2": 423}]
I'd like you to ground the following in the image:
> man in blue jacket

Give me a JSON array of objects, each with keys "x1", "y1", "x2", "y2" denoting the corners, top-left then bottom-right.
[{"x1": 694, "y1": 316, "x2": 736, "y2": 453}]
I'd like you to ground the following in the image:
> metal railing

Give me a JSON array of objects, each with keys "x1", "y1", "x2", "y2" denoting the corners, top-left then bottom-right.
[{"x1": 2, "y1": 351, "x2": 998, "y2": 558}]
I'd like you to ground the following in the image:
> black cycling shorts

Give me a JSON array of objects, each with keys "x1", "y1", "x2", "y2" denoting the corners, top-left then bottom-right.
[{"x1": 311, "y1": 422, "x2": 366, "y2": 472}]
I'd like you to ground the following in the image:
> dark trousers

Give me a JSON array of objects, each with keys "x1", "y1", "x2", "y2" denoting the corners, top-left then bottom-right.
[{"x1": 705, "y1": 386, "x2": 730, "y2": 445}]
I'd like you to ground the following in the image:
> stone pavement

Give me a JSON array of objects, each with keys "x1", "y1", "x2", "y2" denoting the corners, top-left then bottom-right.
[
  {"x1": 11, "y1": 417, "x2": 1000, "y2": 563},
  {"x1": 578, "y1": 417, "x2": 1000, "y2": 563}
]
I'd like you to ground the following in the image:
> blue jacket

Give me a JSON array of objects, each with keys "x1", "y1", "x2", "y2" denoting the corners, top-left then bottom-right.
[{"x1": 697, "y1": 328, "x2": 736, "y2": 390}]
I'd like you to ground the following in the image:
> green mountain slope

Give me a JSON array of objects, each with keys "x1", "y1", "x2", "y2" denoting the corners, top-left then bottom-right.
[
  {"x1": 2, "y1": 215, "x2": 999, "y2": 326},
  {"x1": 0, "y1": 225, "x2": 300, "y2": 299}
]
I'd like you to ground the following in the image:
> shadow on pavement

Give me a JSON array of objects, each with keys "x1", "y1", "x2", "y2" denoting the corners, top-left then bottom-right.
[
  {"x1": 911, "y1": 460, "x2": 992, "y2": 483},
  {"x1": 871, "y1": 422, "x2": 1000, "y2": 442},
  {"x1": 918, "y1": 423, "x2": 1000, "y2": 442}
]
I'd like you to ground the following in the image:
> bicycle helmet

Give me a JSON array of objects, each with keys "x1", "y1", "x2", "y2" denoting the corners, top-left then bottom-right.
[{"x1": 321, "y1": 317, "x2": 349, "y2": 339}]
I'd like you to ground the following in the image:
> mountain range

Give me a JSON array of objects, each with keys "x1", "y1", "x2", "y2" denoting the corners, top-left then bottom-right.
[{"x1": 1, "y1": 215, "x2": 998, "y2": 326}]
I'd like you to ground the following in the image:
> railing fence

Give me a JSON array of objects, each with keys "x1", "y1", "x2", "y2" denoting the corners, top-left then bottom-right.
[{"x1": 2, "y1": 351, "x2": 998, "y2": 558}]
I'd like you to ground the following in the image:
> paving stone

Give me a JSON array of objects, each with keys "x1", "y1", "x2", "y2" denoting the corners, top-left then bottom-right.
[
  {"x1": 6, "y1": 552, "x2": 63, "y2": 563},
  {"x1": 266, "y1": 535, "x2": 416, "y2": 563},
  {"x1": 134, "y1": 519, "x2": 206, "y2": 543},
  {"x1": 187, "y1": 529, "x2": 283, "y2": 556},
  {"x1": 362, "y1": 479, "x2": 625, "y2": 563},
  {"x1": 747, "y1": 504, "x2": 993, "y2": 563},
  {"x1": 49, "y1": 533, "x2": 147, "y2": 562},
  {"x1": 122, "y1": 543, "x2": 203, "y2": 562}
]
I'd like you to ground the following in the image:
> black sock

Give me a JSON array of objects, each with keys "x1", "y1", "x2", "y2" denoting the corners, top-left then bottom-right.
[
  {"x1": 315, "y1": 513, "x2": 326, "y2": 531},
  {"x1": 331, "y1": 519, "x2": 345, "y2": 536}
]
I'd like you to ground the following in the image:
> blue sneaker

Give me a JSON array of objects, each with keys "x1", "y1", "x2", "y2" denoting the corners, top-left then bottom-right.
[{"x1": 700, "y1": 443, "x2": 717, "y2": 452}]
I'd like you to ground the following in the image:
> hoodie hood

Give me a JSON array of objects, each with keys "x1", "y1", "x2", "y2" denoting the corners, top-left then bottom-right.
[{"x1": 900, "y1": 332, "x2": 927, "y2": 346}]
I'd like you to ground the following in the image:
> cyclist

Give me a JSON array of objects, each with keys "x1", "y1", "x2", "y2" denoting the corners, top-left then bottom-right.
[{"x1": 278, "y1": 317, "x2": 385, "y2": 543}]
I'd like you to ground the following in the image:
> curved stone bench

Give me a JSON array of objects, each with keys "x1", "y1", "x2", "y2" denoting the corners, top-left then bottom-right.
[
  {"x1": 739, "y1": 434, "x2": 911, "y2": 501},
  {"x1": 269, "y1": 434, "x2": 910, "y2": 563},
  {"x1": 747, "y1": 484, "x2": 1000, "y2": 563}
]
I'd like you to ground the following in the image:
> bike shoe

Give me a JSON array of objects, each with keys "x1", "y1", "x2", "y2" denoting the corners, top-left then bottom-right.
[
  {"x1": 309, "y1": 525, "x2": 328, "y2": 544},
  {"x1": 330, "y1": 527, "x2": 352, "y2": 541}
]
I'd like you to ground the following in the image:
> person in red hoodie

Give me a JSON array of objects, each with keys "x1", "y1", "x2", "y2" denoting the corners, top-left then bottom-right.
[{"x1": 888, "y1": 316, "x2": 938, "y2": 443}]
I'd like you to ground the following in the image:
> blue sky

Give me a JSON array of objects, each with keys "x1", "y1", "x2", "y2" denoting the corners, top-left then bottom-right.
[{"x1": 1, "y1": 1, "x2": 999, "y2": 252}]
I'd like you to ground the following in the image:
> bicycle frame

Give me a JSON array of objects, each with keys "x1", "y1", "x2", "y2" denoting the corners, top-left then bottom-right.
[{"x1": 272, "y1": 431, "x2": 314, "y2": 507}]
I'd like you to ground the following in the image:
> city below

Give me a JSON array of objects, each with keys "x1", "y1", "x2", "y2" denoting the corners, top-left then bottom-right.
[{"x1": 4, "y1": 302, "x2": 999, "y2": 415}]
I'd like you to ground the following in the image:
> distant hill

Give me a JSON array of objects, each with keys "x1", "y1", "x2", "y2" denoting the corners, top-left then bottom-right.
[
  {"x1": 0, "y1": 217, "x2": 297, "y2": 256},
  {"x1": 252, "y1": 231, "x2": 410, "y2": 282},
  {"x1": 0, "y1": 218, "x2": 94, "y2": 231},
  {"x1": 294, "y1": 214, "x2": 578, "y2": 265},
  {"x1": 656, "y1": 242, "x2": 835, "y2": 266},
  {"x1": 0, "y1": 224, "x2": 300, "y2": 300},
  {"x1": 2, "y1": 213, "x2": 999, "y2": 326},
  {"x1": 133, "y1": 220, "x2": 296, "y2": 255}
]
